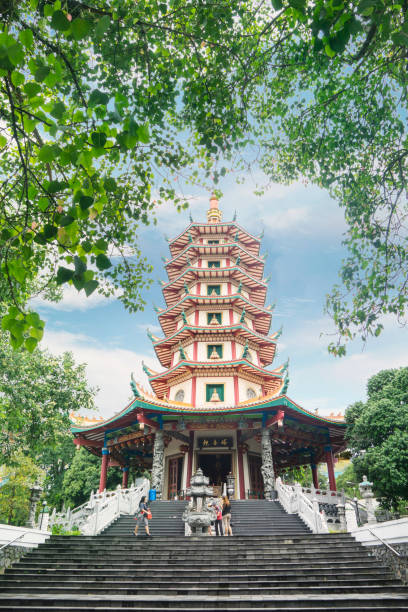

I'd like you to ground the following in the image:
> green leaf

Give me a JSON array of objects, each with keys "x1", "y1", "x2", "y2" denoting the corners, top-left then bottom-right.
[
  {"x1": 95, "y1": 238, "x2": 108, "y2": 251},
  {"x1": 136, "y1": 124, "x2": 150, "y2": 143},
  {"x1": 51, "y1": 101, "x2": 66, "y2": 119},
  {"x1": 24, "y1": 81, "x2": 41, "y2": 97},
  {"x1": 29, "y1": 326, "x2": 44, "y2": 341},
  {"x1": 84, "y1": 280, "x2": 99, "y2": 296},
  {"x1": 81, "y1": 240, "x2": 92, "y2": 253},
  {"x1": 26, "y1": 312, "x2": 41, "y2": 327},
  {"x1": 0, "y1": 134, "x2": 7, "y2": 148},
  {"x1": 74, "y1": 255, "x2": 87, "y2": 275},
  {"x1": 89, "y1": 89, "x2": 109, "y2": 107},
  {"x1": 51, "y1": 10, "x2": 71, "y2": 32},
  {"x1": 38, "y1": 144, "x2": 57, "y2": 163},
  {"x1": 271, "y1": 0, "x2": 283, "y2": 9},
  {"x1": 60, "y1": 214, "x2": 74, "y2": 227},
  {"x1": 11, "y1": 70, "x2": 24, "y2": 86},
  {"x1": 392, "y1": 31, "x2": 408, "y2": 47},
  {"x1": 25, "y1": 336, "x2": 38, "y2": 352},
  {"x1": 19, "y1": 29, "x2": 34, "y2": 49},
  {"x1": 56, "y1": 266, "x2": 74, "y2": 284},
  {"x1": 37, "y1": 197, "x2": 49, "y2": 212},
  {"x1": 96, "y1": 253, "x2": 112, "y2": 270},
  {"x1": 91, "y1": 132, "x2": 107, "y2": 148},
  {"x1": 79, "y1": 195, "x2": 94, "y2": 210},
  {"x1": 43, "y1": 224, "x2": 58, "y2": 239},
  {"x1": 7, "y1": 41, "x2": 24, "y2": 66},
  {"x1": 288, "y1": 0, "x2": 305, "y2": 11},
  {"x1": 35, "y1": 66, "x2": 51, "y2": 82},
  {"x1": 104, "y1": 177, "x2": 117, "y2": 192},
  {"x1": 71, "y1": 18, "x2": 90, "y2": 40},
  {"x1": 95, "y1": 15, "x2": 111, "y2": 40}
]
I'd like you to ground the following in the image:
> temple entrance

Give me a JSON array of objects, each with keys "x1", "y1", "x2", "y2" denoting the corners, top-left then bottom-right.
[
  {"x1": 167, "y1": 456, "x2": 183, "y2": 500},
  {"x1": 197, "y1": 453, "x2": 232, "y2": 492},
  {"x1": 248, "y1": 454, "x2": 264, "y2": 499}
]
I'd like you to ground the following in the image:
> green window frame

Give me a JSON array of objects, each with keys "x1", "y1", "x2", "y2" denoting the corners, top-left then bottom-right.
[
  {"x1": 207, "y1": 284, "x2": 221, "y2": 296},
  {"x1": 208, "y1": 260, "x2": 220, "y2": 268},
  {"x1": 207, "y1": 312, "x2": 222, "y2": 325},
  {"x1": 206, "y1": 384, "x2": 224, "y2": 402},
  {"x1": 208, "y1": 240, "x2": 219, "y2": 245},
  {"x1": 207, "y1": 344, "x2": 223, "y2": 359}
]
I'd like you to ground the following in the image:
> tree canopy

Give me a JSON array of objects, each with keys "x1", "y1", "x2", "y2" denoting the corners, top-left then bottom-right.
[
  {"x1": 0, "y1": 0, "x2": 266, "y2": 350},
  {"x1": 252, "y1": 0, "x2": 408, "y2": 354},
  {"x1": 345, "y1": 367, "x2": 408, "y2": 510},
  {"x1": 0, "y1": 331, "x2": 96, "y2": 463}
]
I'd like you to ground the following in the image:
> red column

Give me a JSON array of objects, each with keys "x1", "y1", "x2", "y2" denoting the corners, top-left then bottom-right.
[
  {"x1": 237, "y1": 430, "x2": 246, "y2": 500},
  {"x1": 186, "y1": 431, "x2": 194, "y2": 489},
  {"x1": 311, "y1": 463, "x2": 319, "y2": 489},
  {"x1": 122, "y1": 466, "x2": 129, "y2": 489},
  {"x1": 233, "y1": 375, "x2": 239, "y2": 405},
  {"x1": 191, "y1": 376, "x2": 197, "y2": 406},
  {"x1": 98, "y1": 447, "x2": 109, "y2": 493},
  {"x1": 325, "y1": 446, "x2": 336, "y2": 491}
]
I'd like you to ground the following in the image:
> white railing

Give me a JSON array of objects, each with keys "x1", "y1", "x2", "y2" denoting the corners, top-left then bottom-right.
[
  {"x1": 275, "y1": 478, "x2": 329, "y2": 534},
  {"x1": 298, "y1": 485, "x2": 345, "y2": 506},
  {"x1": 0, "y1": 524, "x2": 50, "y2": 550},
  {"x1": 49, "y1": 479, "x2": 150, "y2": 536}
]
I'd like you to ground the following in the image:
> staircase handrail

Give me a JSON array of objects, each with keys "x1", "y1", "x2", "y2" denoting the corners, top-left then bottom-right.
[
  {"x1": 275, "y1": 477, "x2": 329, "y2": 534},
  {"x1": 49, "y1": 479, "x2": 150, "y2": 535},
  {"x1": 282, "y1": 481, "x2": 345, "y2": 505}
]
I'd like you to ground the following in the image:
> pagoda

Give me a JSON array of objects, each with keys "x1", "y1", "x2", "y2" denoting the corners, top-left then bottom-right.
[{"x1": 72, "y1": 196, "x2": 346, "y2": 499}]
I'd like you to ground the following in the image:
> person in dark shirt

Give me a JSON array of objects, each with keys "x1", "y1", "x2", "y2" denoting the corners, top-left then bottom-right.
[
  {"x1": 222, "y1": 495, "x2": 232, "y2": 536},
  {"x1": 134, "y1": 496, "x2": 151, "y2": 537}
]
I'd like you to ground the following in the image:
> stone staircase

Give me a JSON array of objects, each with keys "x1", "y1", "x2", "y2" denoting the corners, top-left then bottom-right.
[
  {"x1": 230, "y1": 499, "x2": 310, "y2": 536},
  {"x1": 102, "y1": 500, "x2": 187, "y2": 538},
  {"x1": 0, "y1": 500, "x2": 407, "y2": 611}
]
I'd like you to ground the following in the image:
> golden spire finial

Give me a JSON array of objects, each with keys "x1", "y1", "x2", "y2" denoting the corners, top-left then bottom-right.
[{"x1": 207, "y1": 193, "x2": 222, "y2": 223}]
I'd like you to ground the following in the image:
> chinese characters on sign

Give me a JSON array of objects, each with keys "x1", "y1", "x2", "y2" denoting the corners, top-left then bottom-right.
[{"x1": 198, "y1": 437, "x2": 233, "y2": 449}]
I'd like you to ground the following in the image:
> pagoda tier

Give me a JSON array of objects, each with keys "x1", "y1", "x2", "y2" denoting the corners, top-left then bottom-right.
[
  {"x1": 162, "y1": 266, "x2": 268, "y2": 308},
  {"x1": 165, "y1": 243, "x2": 265, "y2": 281},
  {"x1": 168, "y1": 222, "x2": 262, "y2": 259},
  {"x1": 151, "y1": 324, "x2": 278, "y2": 369},
  {"x1": 146, "y1": 358, "x2": 285, "y2": 401},
  {"x1": 157, "y1": 295, "x2": 273, "y2": 336}
]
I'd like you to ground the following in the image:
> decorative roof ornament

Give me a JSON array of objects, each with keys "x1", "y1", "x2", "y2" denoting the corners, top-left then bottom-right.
[
  {"x1": 142, "y1": 361, "x2": 151, "y2": 377},
  {"x1": 130, "y1": 373, "x2": 141, "y2": 398},
  {"x1": 153, "y1": 303, "x2": 162, "y2": 313},
  {"x1": 189, "y1": 211, "x2": 193, "y2": 223},
  {"x1": 239, "y1": 308, "x2": 246, "y2": 323},
  {"x1": 258, "y1": 228, "x2": 264, "y2": 239},
  {"x1": 164, "y1": 234, "x2": 170, "y2": 242},
  {"x1": 158, "y1": 279, "x2": 166, "y2": 286},
  {"x1": 262, "y1": 252, "x2": 268, "y2": 261},
  {"x1": 209, "y1": 314, "x2": 220, "y2": 325},
  {"x1": 146, "y1": 328, "x2": 155, "y2": 342},
  {"x1": 242, "y1": 340, "x2": 249, "y2": 359},
  {"x1": 282, "y1": 357, "x2": 290, "y2": 374},
  {"x1": 264, "y1": 274, "x2": 271, "y2": 284},
  {"x1": 237, "y1": 281, "x2": 242, "y2": 294},
  {"x1": 178, "y1": 343, "x2": 187, "y2": 360},
  {"x1": 234, "y1": 231, "x2": 239, "y2": 242},
  {"x1": 207, "y1": 193, "x2": 222, "y2": 224},
  {"x1": 233, "y1": 210, "x2": 237, "y2": 222},
  {"x1": 272, "y1": 325, "x2": 283, "y2": 340},
  {"x1": 188, "y1": 231, "x2": 193, "y2": 243},
  {"x1": 184, "y1": 281, "x2": 189, "y2": 294},
  {"x1": 181, "y1": 310, "x2": 188, "y2": 325},
  {"x1": 186, "y1": 255, "x2": 192, "y2": 267},
  {"x1": 266, "y1": 302, "x2": 275, "y2": 311},
  {"x1": 282, "y1": 374, "x2": 290, "y2": 394},
  {"x1": 235, "y1": 255, "x2": 241, "y2": 266}
]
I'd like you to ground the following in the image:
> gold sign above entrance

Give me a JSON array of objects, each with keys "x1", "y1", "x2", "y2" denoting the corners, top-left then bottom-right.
[{"x1": 198, "y1": 436, "x2": 233, "y2": 449}]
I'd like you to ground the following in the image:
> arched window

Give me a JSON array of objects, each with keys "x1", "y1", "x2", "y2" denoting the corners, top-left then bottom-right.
[
  {"x1": 175, "y1": 389, "x2": 185, "y2": 402},
  {"x1": 247, "y1": 387, "x2": 256, "y2": 399}
]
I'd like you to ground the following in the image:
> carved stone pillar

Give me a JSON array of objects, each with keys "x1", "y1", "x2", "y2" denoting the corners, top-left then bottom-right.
[
  {"x1": 260, "y1": 428, "x2": 275, "y2": 500},
  {"x1": 151, "y1": 430, "x2": 164, "y2": 498}
]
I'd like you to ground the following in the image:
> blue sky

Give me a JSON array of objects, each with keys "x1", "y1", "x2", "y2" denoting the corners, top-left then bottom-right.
[{"x1": 34, "y1": 172, "x2": 407, "y2": 419}]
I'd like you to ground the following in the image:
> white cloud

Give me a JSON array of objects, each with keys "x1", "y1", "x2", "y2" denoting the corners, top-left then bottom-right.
[
  {"x1": 31, "y1": 286, "x2": 121, "y2": 312},
  {"x1": 42, "y1": 329, "x2": 155, "y2": 418}
]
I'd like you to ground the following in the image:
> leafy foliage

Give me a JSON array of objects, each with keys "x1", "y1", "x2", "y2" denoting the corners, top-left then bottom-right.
[
  {"x1": 61, "y1": 447, "x2": 121, "y2": 508},
  {"x1": 0, "y1": 0, "x2": 265, "y2": 349},
  {"x1": 335, "y1": 463, "x2": 360, "y2": 499},
  {"x1": 345, "y1": 367, "x2": 408, "y2": 510},
  {"x1": 252, "y1": 0, "x2": 408, "y2": 353},
  {"x1": 0, "y1": 451, "x2": 44, "y2": 525},
  {"x1": 0, "y1": 331, "x2": 96, "y2": 463}
]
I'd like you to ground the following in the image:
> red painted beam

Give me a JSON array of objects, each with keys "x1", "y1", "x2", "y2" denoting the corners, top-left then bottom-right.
[
  {"x1": 73, "y1": 438, "x2": 103, "y2": 448},
  {"x1": 265, "y1": 410, "x2": 284, "y2": 429},
  {"x1": 137, "y1": 412, "x2": 159, "y2": 429}
]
